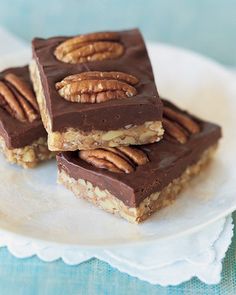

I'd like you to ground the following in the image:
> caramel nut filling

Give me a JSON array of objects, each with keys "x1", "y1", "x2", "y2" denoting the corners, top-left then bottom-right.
[
  {"x1": 56, "y1": 71, "x2": 139, "y2": 103},
  {"x1": 54, "y1": 31, "x2": 124, "y2": 64},
  {"x1": 0, "y1": 73, "x2": 39, "y2": 123},
  {"x1": 79, "y1": 146, "x2": 149, "y2": 174}
]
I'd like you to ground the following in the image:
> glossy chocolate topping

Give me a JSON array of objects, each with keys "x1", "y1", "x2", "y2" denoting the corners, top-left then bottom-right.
[
  {"x1": 0, "y1": 66, "x2": 46, "y2": 148},
  {"x1": 57, "y1": 100, "x2": 222, "y2": 207},
  {"x1": 32, "y1": 29, "x2": 163, "y2": 132}
]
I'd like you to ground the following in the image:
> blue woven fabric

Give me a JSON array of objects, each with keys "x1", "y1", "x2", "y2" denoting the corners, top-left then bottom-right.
[{"x1": 0, "y1": 213, "x2": 235, "y2": 295}]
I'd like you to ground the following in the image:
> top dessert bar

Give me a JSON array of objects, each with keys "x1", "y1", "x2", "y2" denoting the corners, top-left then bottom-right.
[
  {"x1": 0, "y1": 66, "x2": 54, "y2": 168},
  {"x1": 30, "y1": 29, "x2": 164, "y2": 151}
]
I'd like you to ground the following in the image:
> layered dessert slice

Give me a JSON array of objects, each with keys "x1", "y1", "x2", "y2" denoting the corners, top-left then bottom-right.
[
  {"x1": 0, "y1": 66, "x2": 54, "y2": 168},
  {"x1": 30, "y1": 29, "x2": 163, "y2": 151},
  {"x1": 56, "y1": 99, "x2": 221, "y2": 223}
]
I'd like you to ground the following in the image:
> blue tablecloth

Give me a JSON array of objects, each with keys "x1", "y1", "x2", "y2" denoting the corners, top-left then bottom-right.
[{"x1": 0, "y1": 213, "x2": 235, "y2": 295}]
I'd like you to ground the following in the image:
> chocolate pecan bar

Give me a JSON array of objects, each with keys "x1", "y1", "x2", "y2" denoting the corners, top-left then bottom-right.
[
  {"x1": 0, "y1": 66, "x2": 54, "y2": 168},
  {"x1": 56, "y1": 99, "x2": 222, "y2": 223},
  {"x1": 30, "y1": 29, "x2": 164, "y2": 151}
]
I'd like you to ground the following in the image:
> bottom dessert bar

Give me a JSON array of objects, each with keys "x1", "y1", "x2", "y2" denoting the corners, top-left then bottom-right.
[
  {"x1": 56, "y1": 100, "x2": 221, "y2": 223},
  {"x1": 0, "y1": 66, "x2": 54, "y2": 168},
  {"x1": 58, "y1": 145, "x2": 217, "y2": 223}
]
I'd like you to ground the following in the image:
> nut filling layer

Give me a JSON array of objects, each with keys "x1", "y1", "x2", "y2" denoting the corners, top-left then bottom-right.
[{"x1": 0, "y1": 135, "x2": 54, "y2": 168}]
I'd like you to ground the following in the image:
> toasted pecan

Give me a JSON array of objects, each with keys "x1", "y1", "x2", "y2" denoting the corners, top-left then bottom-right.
[
  {"x1": 54, "y1": 32, "x2": 124, "y2": 64},
  {"x1": 80, "y1": 149, "x2": 134, "y2": 173},
  {"x1": 0, "y1": 73, "x2": 39, "y2": 123},
  {"x1": 163, "y1": 118, "x2": 188, "y2": 144},
  {"x1": 162, "y1": 101, "x2": 200, "y2": 144},
  {"x1": 164, "y1": 106, "x2": 200, "y2": 134},
  {"x1": 56, "y1": 71, "x2": 139, "y2": 103},
  {"x1": 5, "y1": 74, "x2": 39, "y2": 112},
  {"x1": 79, "y1": 146, "x2": 148, "y2": 174},
  {"x1": 116, "y1": 146, "x2": 148, "y2": 165},
  {"x1": 0, "y1": 81, "x2": 26, "y2": 122}
]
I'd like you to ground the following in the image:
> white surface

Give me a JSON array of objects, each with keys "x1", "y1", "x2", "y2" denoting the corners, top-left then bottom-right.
[
  {"x1": 0, "y1": 32, "x2": 235, "y2": 248},
  {"x1": 0, "y1": 215, "x2": 233, "y2": 286}
]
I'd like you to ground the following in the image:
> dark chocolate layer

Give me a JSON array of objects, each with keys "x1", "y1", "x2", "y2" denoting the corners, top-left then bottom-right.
[
  {"x1": 57, "y1": 100, "x2": 221, "y2": 207},
  {"x1": 0, "y1": 66, "x2": 46, "y2": 148},
  {"x1": 32, "y1": 29, "x2": 163, "y2": 132}
]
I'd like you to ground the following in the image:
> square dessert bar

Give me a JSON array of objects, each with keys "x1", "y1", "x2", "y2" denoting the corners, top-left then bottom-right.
[
  {"x1": 57, "y1": 99, "x2": 222, "y2": 223},
  {"x1": 0, "y1": 66, "x2": 54, "y2": 168},
  {"x1": 30, "y1": 29, "x2": 164, "y2": 151}
]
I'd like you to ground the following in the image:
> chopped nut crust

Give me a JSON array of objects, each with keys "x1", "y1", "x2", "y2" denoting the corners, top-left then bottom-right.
[
  {"x1": 46, "y1": 121, "x2": 163, "y2": 151},
  {"x1": 0, "y1": 135, "x2": 55, "y2": 168}
]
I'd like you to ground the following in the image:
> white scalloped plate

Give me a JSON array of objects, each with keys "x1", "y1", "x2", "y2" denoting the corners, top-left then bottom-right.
[{"x1": 0, "y1": 43, "x2": 235, "y2": 249}]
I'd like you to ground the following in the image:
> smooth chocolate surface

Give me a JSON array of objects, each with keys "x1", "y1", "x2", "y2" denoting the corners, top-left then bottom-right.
[
  {"x1": 0, "y1": 66, "x2": 46, "y2": 148},
  {"x1": 32, "y1": 29, "x2": 163, "y2": 132},
  {"x1": 57, "y1": 100, "x2": 221, "y2": 207}
]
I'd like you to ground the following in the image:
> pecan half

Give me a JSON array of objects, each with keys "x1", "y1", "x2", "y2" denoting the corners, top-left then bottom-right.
[
  {"x1": 0, "y1": 73, "x2": 39, "y2": 123},
  {"x1": 79, "y1": 146, "x2": 148, "y2": 174},
  {"x1": 163, "y1": 105, "x2": 200, "y2": 144},
  {"x1": 54, "y1": 32, "x2": 124, "y2": 64},
  {"x1": 56, "y1": 71, "x2": 139, "y2": 103},
  {"x1": 163, "y1": 118, "x2": 188, "y2": 144},
  {"x1": 164, "y1": 106, "x2": 200, "y2": 134}
]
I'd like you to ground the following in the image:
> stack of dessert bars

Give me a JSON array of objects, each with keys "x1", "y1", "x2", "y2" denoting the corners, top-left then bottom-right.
[{"x1": 0, "y1": 29, "x2": 221, "y2": 223}]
